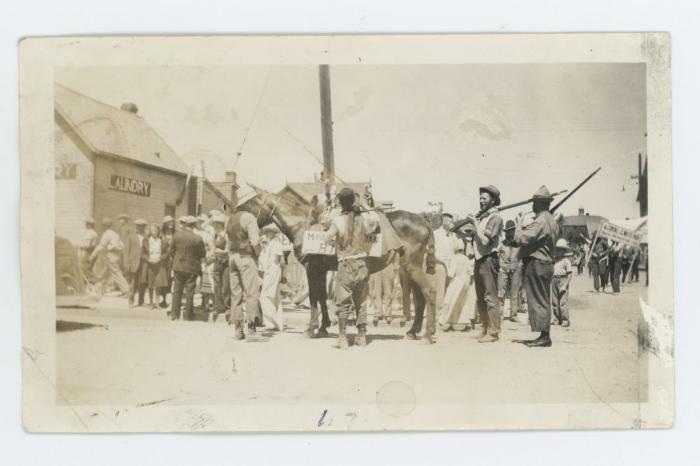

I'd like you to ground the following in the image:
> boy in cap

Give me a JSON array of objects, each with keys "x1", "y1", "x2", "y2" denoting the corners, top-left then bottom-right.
[
  {"x1": 498, "y1": 219, "x2": 523, "y2": 322},
  {"x1": 551, "y1": 238, "x2": 573, "y2": 327},
  {"x1": 463, "y1": 185, "x2": 504, "y2": 343},
  {"x1": 514, "y1": 185, "x2": 560, "y2": 347}
]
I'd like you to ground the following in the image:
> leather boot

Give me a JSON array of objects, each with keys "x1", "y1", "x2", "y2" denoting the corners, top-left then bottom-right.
[
  {"x1": 234, "y1": 321, "x2": 245, "y2": 340},
  {"x1": 333, "y1": 317, "x2": 349, "y2": 349},
  {"x1": 525, "y1": 332, "x2": 552, "y2": 347},
  {"x1": 355, "y1": 324, "x2": 368, "y2": 347}
]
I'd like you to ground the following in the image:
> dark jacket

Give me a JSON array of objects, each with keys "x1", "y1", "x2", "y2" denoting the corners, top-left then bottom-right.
[
  {"x1": 170, "y1": 229, "x2": 206, "y2": 275},
  {"x1": 119, "y1": 224, "x2": 142, "y2": 274}
]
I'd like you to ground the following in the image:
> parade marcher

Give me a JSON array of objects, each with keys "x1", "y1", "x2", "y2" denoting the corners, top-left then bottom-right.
[
  {"x1": 439, "y1": 224, "x2": 476, "y2": 331},
  {"x1": 598, "y1": 239, "x2": 610, "y2": 291},
  {"x1": 169, "y1": 216, "x2": 206, "y2": 321},
  {"x1": 464, "y1": 185, "x2": 504, "y2": 343},
  {"x1": 325, "y1": 187, "x2": 379, "y2": 349},
  {"x1": 90, "y1": 217, "x2": 130, "y2": 295},
  {"x1": 589, "y1": 241, "x2": 603, "y2": 292},
  {"x1": 79, "y1": 218, "x2": 99, "y2": 282},
  {"x1": 157, "y1": 216, "x2": 175, "y2": 308},
  {"x1": 608, "y1": 241, "x2": 624, "y2": 293},
  {"x1": 211, "y1": 214, "x2": 230, "y2": 317},
  {"x1": 132, "y1": 219, "x2": 148, "y2": 306},
  {"x1": 117, "y1": 214, "x2": 142, "y2": 308},
  {"x1": 551, "y1": 238, "x2": 573, "y2": 327},
  {"x1": 227, "y1": 200, "x2": 263, "y2": 340},
  {"x1": 258, "y1": 225, "x2": 285, "y2": 331},
  {"x1": 139, "y1": 224, "x2": 167, "y2": 309},
  {"x1": 630, "y1": 249, "x2": 641, "y2": 283},
  {"x1": 513, "y1": 185, "x2": 560, "y2": 348},
  {"x1": 497, "y1": 219, "x2": 523, "y2": 323},
  {"x1": 432, "y1": 213, "x2": 462, "y2": 324}
]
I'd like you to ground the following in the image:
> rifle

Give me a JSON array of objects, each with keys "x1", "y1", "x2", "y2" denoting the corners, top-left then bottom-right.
[
  {"x1": 550, "y1": 167, "x2": 601, "y2": 213},
  {"x1": 450, "y1": 189, "x2": 568, "y2": 232}
]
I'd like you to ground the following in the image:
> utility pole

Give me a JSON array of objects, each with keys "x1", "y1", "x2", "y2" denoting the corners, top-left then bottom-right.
[{"x1": 319, "y1": 64, "x2": 335, "y2": 184}]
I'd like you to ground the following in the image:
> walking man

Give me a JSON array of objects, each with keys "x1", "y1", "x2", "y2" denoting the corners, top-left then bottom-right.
[
  {"x1": 117, "y1": 214, "x2": 142, "y2": 308},
  {"x1": 227, "y1": 200, "x2": 262, "y2": 340},
  {"x1": 90, "y1": 217, "x2": 130, "y2": 295},
  {"x1": 464, "y1": 185, "x2": 504, "y2": 343},
  {"x1": 514, "y1": 185, "x2": 560, "y2": 348},
  {"x1": 325, "y1": 187, "x2": 379, "y2": 349},
  {"x1": 497, "y1": 220, "x2": 522, "y2": 323},
  {"x1": 169, "y1": 216, "x2": 206, "y2": 321}
]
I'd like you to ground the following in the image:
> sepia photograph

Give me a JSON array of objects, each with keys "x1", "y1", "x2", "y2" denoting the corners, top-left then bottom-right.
[{"x1": 20, "y1": 33, "x2": 673, "y2": 432}]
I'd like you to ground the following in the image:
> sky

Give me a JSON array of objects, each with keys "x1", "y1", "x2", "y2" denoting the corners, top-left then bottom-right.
[{"x1": 56, "y1": 63, "x2": 646, "y2": 220}]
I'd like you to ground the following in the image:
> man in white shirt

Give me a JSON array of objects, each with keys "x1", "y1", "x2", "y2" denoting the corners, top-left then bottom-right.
[
  {"x1": 428, "y1": 212, "x2": 463, "y2": 336},
  {"x1": 90, "y1": 217, "x2": 130, "y2": 295},
  {"x1": 258, "y1": 224, "x2": 285, "y2": 331}
]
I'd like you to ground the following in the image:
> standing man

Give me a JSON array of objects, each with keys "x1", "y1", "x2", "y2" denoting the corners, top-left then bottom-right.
[
  {"x1": 227, "y1": 202, "x2": 262, "y2": 340},
  {"x1": 424, "y1": 212, "x2": 462, "y2": 339},
  {"x1": 133, "y1": 219, "x2": 148, "y2": 306},
  {"x1": 513, "y1": 185, "x2": 560, "y2": 348},
  {"x1": 169, "y1": 216, "x2": 206, "y2": 321},
  {"x1": 211, "y1": 214, "x2": 230, "y2": 318},
  {"x1": 79, "y1": 218, "x2": 99, "y2": 282},
  {"x1": 90, "y1": 217, "x2": 130, "y2": 295},
  {"x1": 464, "y1": 185, "x2": 504, "y2": 343},
  {"x1": 325, "y1": 187, "x2": 378, "y2": 349},
  {"x1": 498, "y1": 220, "x2": 522, "y2": 323},
  {"x1": 117, "y1": 214, "x2": 142, "y2": 308}
]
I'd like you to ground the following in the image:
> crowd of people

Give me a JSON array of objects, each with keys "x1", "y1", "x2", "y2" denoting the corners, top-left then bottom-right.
[
  {"x1": 77, "y1": 182, "x2": 643, "y2": 350},
  {"x1": 77, "y1": 210, "x2": 290, "y2": 337}
]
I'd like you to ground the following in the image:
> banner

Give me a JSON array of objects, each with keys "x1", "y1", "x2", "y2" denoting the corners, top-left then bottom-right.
[
  {"x1": 597, "y1": 221, "x2": 642, "y2": 247},
  {"x1": 301, "y1": 231, "x2": 383, "y2": 257}
]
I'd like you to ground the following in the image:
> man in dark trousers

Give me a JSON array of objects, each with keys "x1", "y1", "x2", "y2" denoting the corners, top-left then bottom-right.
[
  {"x1": 514, "y1": 185, "x2": 560, "y2": 348},
  {"x1": 117, "y1": 213, "x2": 142, "y2": 308},
  {"x1": 463, "y1": 185, "x2": 504, "y2": 343},
  {"x1": 169, "y1": 216, "x2": 206, "y2": 321}
]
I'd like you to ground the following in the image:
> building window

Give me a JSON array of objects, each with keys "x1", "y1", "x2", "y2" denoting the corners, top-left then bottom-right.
[{"x1": 164, "y1": 203, "x2": 176, "y2": 218}]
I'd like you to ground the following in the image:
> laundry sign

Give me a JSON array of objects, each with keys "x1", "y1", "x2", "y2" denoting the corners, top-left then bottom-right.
[{"x1": 108, "y1": 174, "x2": 151, "y2": 197}]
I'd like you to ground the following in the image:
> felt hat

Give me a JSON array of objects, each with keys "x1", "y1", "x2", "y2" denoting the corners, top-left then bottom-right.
[
  {"x1": 479, "y1": 185, "x2": 501, "y2": 206},
  {"x1": 555, "y1": 238, "x2": 569, "y2": 249},
  {"x1": 533, "y1": 185, "x2": 554, "y2": 201},
  {"x1": 162, "y1": 215, "x2": 174, "y2": 224},
  {"x1": 134, "y1": 219, "x2": 148, "y2": 226},
  {"x1": 183, "y1": 216, "x2": 198, "y2": 226},
  {"x1": 117, "y1": 213, "x2": 130, "y2": 220}
]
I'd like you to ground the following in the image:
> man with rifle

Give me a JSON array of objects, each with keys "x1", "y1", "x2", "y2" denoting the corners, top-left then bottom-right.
[{"x1": 513, "y1": 186, "x2": 560, "y2": 348}]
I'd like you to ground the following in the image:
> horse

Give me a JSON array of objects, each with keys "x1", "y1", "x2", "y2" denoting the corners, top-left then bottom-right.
[{"x1": 236, "y1": 185, "x2": 438, "y2": 340}]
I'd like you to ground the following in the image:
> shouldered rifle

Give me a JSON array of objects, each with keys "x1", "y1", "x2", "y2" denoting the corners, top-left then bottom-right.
[{"x1": 450, "y1": 189, "x2": 568, "y2": 232}]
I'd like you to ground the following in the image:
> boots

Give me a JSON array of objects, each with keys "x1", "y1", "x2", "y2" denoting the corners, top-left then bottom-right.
[
  {"x1": 355, "y1": 324, "x2": 368, "y2": 347},
  {"x1": 234, "y1": 321, "x2": 245, "y2": 340},
  {"x1": 333, "y1": 317, "x2": 349, "y2": 349},
  {"x1": 525, "y1": 332, "x2": 552, "y2": 347}
]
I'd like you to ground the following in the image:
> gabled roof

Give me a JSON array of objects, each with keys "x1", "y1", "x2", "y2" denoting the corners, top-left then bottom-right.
[
  {"x1": 561, "y1": 214, "x2": 607, "y2": 236},
  {"x1": 282, "y1": 181, "x2": 372, "y2": 204},
  {"x1": 54, "y1": 83, "x2": 189, "y2": 174}
]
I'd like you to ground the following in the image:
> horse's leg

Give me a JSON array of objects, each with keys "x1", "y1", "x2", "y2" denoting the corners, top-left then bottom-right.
[
  {"x1": 404, "y1": 264, "x2": 437, "y2": 343},
  {"x1": 399, "y1": 267, "x2": 412, "y2": 327}
]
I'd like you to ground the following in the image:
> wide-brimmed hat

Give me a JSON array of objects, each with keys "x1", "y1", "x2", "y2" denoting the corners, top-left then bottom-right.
[
  {"x1": 555, "y1": 238, "x2": 569, "y2": 249},
  {"x1": 533, "y1": 185, "x2": 554, "y2": 201},
  {"x1": 162, "y1": 215, "x2": 174, "y2": 224},
  {"x1": 479, "y1": 185, "x2": 501, "y2": 206},
  {"x1": 183, "y1": 216, "x2": 198, "y2": 226},
  {"x1": 504, "y1": 219, "x2": 516, "y2": 231}
]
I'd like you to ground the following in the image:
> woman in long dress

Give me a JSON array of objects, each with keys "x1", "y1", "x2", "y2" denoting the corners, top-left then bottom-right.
[{"x1": 439, "y1": 228, "x2": 477, "y2": 331}]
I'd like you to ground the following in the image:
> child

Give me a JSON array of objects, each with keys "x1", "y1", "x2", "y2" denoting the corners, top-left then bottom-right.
[
  {"x1": 551, "y1": 238, "x2": 573, "y2": 327},
  {"x1": 140, "y1": 224, "x2": 167, "y2": 309}
]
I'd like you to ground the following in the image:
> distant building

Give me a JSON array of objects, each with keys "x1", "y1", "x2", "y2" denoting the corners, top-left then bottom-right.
[
  {"x1": 54, "y1": 83, "x2": 231, "y2": 246},
  {"x1": 279, "y1": 181, "x2": 394, "y2": 210},
  {"x1": 560, "y1": 207, "x2": 607, "y2": 244}
]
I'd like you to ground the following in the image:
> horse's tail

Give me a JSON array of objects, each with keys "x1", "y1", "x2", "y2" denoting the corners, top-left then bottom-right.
[{"x1": 425, "y1": 230, "x2": 436, "y2": 275}]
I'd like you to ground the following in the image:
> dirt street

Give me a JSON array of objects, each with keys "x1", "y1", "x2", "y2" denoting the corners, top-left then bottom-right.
[{"x1": 56, "y1": 273, "x2": 648, "y2": 410}]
